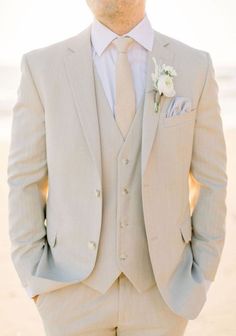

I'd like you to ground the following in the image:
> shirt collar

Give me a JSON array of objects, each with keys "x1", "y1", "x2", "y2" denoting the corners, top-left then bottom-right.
[{"x1": 91, "y1": 13, "x2": 154, "y2": 56}]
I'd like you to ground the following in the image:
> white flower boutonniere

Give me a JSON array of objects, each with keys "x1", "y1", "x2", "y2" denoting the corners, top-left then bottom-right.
[{"x1": 151, "y1": 57, "x2": 177, "y2": 113}]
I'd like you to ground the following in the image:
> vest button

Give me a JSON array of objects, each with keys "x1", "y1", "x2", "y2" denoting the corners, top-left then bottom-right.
[
  {"x1": 120, "y1": 221, "x2": 128, "y2": 228},
  {"x1": 122, "y1": 188, "x2": 129, "y2": 195},
  {"x1": 120, "y1": 253, "x2": 127, "y2": 260},
  {"x1": 88, "y1": 241, "x2": 97, "y2": 250},
  {"x1": 122, "y1": 158, "x2": 129, "y2": 165}
]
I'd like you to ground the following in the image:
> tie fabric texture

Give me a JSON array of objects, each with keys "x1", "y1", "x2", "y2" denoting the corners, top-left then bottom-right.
[{"x1": 112, "y1": 36, "x2": 136, "y2": 138}]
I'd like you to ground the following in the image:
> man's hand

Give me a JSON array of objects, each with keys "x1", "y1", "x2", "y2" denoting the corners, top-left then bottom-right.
[{"x1": 32, "y1": 294, "x2": 39, "y2": 303}]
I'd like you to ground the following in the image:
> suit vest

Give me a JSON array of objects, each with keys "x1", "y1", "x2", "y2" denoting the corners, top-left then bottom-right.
[{"x1": 82, "y1": 64, "x2": 156, "y2": 294}]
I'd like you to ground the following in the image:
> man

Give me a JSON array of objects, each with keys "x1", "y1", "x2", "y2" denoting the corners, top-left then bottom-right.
[{"x1": 7, "y1": 0, "x2": 227, "y2": 335}]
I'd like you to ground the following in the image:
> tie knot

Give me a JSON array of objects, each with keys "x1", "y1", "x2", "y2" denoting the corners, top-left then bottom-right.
[{"x1": 112, "y1": 36, "x2": 134, "y2": 53}]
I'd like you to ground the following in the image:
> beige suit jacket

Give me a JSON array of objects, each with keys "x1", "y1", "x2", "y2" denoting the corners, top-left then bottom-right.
[{"x1": 7, "y1": 25, "x2": 227, "y2": 320}]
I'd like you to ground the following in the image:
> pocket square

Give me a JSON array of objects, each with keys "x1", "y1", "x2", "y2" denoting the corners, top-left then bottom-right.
[{"x1": 166, "y1": 96, "x2": 192, "y2": 118}]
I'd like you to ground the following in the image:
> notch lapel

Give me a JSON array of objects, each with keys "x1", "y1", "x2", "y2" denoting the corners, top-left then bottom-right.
[
  {"x1": 63, "y1": 25, "x2": 102, "y2": 182},
  {"x1": 141, "y1": 31, "x2": 175, "y2": 176},
  {"x1": 63, "y1": 26, "x2": 175, "y2": 182}
]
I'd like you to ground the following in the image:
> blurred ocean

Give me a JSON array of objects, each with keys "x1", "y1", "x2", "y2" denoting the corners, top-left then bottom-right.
[{"x1": 0, "y1": 64, "x2": 235, "y2": 141}]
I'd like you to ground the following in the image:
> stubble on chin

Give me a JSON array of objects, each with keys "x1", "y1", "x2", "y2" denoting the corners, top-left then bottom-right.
[
  {"x1": 86, "y1": 0, "x2": 140, "y2": 19},
  {"x1": 86, "y1": 0, "x2": 118, "y2": 16},
  {"x1": 86, "y1": 0, "x2": 145, "y2": 30}
]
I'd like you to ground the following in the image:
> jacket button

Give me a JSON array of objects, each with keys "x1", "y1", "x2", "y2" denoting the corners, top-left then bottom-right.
[
  {"x1": 88, "y1": 241, "x2": 97, "y2": 250},
  {"x1": 122, "y1": 158, "x2": 129, "y2": 165},
  {"x1": 122, "y1": 188, "x2": 129, "y2": 195},
  {"x1": 95, "y1": 189, "x2": 101, "y2": 197}
]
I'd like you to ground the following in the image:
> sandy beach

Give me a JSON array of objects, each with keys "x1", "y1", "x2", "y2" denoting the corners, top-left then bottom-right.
[{"x1": 0, "y1": 128, "x2": 235, "y2": 336}]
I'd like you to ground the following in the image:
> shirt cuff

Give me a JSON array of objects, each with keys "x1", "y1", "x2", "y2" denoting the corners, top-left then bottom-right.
[
  {"x1": 204, "y1": 279, "x2": 212, "y2": 292},
  {"x1": 25, "y1": 286, "x2": 37, "y2": 298}
]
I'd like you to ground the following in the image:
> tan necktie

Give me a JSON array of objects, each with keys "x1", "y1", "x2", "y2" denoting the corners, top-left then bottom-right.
[{"x1": 112, "y1": 36, "x2": 136, "y2": 138}]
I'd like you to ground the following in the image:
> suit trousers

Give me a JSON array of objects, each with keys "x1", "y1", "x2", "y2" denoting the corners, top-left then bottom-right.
[{"x1": 34, "y1": 273, "x2": 189, "y2": 336}]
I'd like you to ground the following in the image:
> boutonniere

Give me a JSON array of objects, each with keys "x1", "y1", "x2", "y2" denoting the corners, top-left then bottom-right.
[{"x1": 151, "y1": 57, "x2": 177, "y2": 113}]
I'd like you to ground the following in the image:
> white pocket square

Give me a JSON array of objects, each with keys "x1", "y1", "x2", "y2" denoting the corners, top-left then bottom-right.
[{"x1": 166, "y1": 96, "x2": 192, "y2": 118}]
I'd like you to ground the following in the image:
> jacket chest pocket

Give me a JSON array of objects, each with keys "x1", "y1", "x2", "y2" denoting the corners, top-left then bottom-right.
[{"x1": 162, "y1": 108, "x2": 196, "y2": 128}]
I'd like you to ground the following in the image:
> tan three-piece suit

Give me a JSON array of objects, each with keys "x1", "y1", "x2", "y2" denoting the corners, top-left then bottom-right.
[{"x1": 7, "y1": 23, "x2": 227, "y2": 335}]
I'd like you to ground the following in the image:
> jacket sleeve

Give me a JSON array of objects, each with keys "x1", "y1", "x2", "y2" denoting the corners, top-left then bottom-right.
[
  {"x1": 7, "y1": 53, "x2": 48, "y2": 291},
  {"x1": 189, "y1": 52, "x2": 228, "y2": 281}
]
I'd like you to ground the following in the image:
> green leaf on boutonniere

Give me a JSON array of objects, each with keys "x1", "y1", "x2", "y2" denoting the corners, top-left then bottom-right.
[
  {"x1": 151, "y1": 57, "x2": 177, "y2": 113},
  {"x1": 154, "y1": 92, "x2": 163, "y2": 113}
]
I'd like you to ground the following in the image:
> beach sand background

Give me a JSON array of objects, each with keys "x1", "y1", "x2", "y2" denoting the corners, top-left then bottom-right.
[{"x1": 0, "y1": 66, "x2": 235, "y2": 335}]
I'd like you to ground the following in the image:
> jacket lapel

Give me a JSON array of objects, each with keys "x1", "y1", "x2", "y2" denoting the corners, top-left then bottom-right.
[
  {"x1": 141, "y1": 31, "x2": 175, "y2": 176},
  {"x1": 63, "y1": 25, "x2": 102, "y2": 182},
  {"x1": 63, "y1": 25, "x2": 174, "y2": 181}
]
